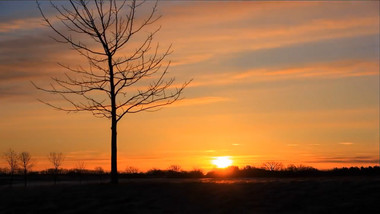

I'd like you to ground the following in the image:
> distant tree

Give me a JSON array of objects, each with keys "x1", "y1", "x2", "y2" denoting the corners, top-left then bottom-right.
[
  {"x1": 35, "y1": 0, "x2": 190, "y2": 184},
  {"x1": 189, "y1": 168, "x2": 204, "y2": 178},
  {"x1": 168, "y1": 165, "x2": 182, "y2": 172},
  {"x1": 94, "y1": 166, "x2": 105, "y2": 183},
  {"x1": 243, "y1": 165, "x2": 253, "y2": 170},
  {"x1": 75, "y1": 161, "x2": 86, "y2": 184},
  {"x1": 125, "y1": 166, "x2": 139, "y2": 174},
  {"x1": 286, "y1": 164, "x2": 317, "y2": 172},
  {"x1": 48, "y1": 152, "x2": 65, "y2": 184},
  {"x1": 18, "y1": 152, "x2": 34, "y2": 187},
  {"x1": 94, "y1": 166, "x2": 104, "y2": 174},
  {"x1": 262, "y1": 161, "x2": 284, "y2": 171},
  {"x1": 75, "y1": 161, "x2": 86, "y2": 172},
  {"x1": 3, "y1": 149, "x2": 18, "y2": 185},
  {"x1": 147, "y1": 168, "x2": 165, "y2": 177}
]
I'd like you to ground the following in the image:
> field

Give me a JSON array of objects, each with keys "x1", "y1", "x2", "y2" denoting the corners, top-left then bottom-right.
[{"x1": 1, "y1": 176, "x2": 380, "y2": 213}]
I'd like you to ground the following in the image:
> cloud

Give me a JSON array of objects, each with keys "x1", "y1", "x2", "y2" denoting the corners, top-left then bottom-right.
[
  {"x1": 0, "y1": 17, "x2": 43, "y2": 33},
  {"x1": 162, "y1": 1, "x2": 378, "y2": 31},
  {"x1": 236, "y1": 59, "x2": 378, "y2": 80},
  {"x1": 1, "y1": 1, "x2": 378, "y2": 101},
  {"x1": 190, "y1": 58, "x2": 379, "y2": 89},
  {"x1": 218, "y1": 34, "x2": 379, "y2": 72},
  {"x1": 309, "y1": 156, "x2": 379, "y2": 164},
  {"x1": 339, "y1": 142, "x2": 354, "y2": 145},
  {"x1": 66, "y1": 150, "x2": 105, "y2": 157},
  {"x1": 159, "y1": 2, "x2": 378, "y2": 65},
  {"x1": 170, "y1": 53, "x2": 213, "y2": 67},
  {"x1": 169, "y1": 96, "x2": 230, "y2": 107}
]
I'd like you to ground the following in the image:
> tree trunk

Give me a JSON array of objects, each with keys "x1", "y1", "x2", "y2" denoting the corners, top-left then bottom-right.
[
  {"x1": 24, "y1": 169, "x2": 27, "y2": 187},
  {"x1": 109, "y1": 55, "x2": 118, "y2": 184},
  {"x1": 111, "y1": 119, "x2": 118, "y2": 184},
  {"x1": 54, "y1": 168, "x2": 57, "y2": 185},
  {"x1": 10, "y1": 171, "x2": 13, "y2": 186}
]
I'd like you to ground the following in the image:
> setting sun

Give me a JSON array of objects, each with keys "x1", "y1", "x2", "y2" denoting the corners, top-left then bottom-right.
[{"x1": 212, "y1": 156, "x2": 233, "y2": 168}]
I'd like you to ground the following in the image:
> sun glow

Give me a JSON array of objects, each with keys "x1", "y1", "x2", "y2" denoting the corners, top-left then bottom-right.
[{"x1": 212, "y1": 156, "x2": 233, "y2": 168}]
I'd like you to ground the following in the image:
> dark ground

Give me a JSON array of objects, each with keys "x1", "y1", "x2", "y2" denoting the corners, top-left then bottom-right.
[{"x1": 1, "y1": 176, "x2": 380, "y2": 214}]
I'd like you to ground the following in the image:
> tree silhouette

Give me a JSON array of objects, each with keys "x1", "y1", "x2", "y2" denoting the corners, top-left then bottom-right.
[
  {"x1": 3, "y1": 149, "x2": 18, "y2": 186},
  {"x1": 125, "y1": 166, "x2": 139, "y2": 174},
  {"x1": 94, "y1": 166, "x2": 105, "y2": 183},
  {"x1": 18, "y1": 152, "x2": 33, "y2": 187},
  {"x1": 35, "y1": 0, "x2": 190, "y2": 184},
  {"x1": 75, "y1": 161, "x2": 86, "y2": 184},
  {"x1": 262, "y1": 161, "x2": 284, "y2": 171},
  {"x1": 168, "y1": 164, "x2": 182, "y2": 172},
  {"x1": 48, "y1": 152, "x2": 65, "y2": 184}
]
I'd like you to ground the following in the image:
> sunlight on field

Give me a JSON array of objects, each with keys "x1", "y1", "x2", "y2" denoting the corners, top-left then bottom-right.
[{"x1": 212, "y1": 156, "x2": 233, "y2": 168}]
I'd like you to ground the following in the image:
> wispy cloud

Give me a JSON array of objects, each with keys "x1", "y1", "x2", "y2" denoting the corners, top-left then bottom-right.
[
  {"x1": 65, "y1": 150, "x2": 108, "y2": 161},
  {"x1": 0, "y1": 17, "x2": 43, "y2": 33},
  {"x1": 339, "y1": 142, "x2": 354, "y2": 145},
  {"x1": 190, "y1": 58, "x2": 378, "y2": 89},
  {"x1": 160, "y1": 3, "x2": 378, "y2": 61},
  {"x1": 169, "y1": 96, "x2": 230, "y2": 107},
  {"x1": 308, "y1": 155, "x2": 378, "y2": 164}
]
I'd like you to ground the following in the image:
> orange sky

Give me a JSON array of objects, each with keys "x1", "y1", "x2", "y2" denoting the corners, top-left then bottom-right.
[{"x1": 0, "y1": 1, "x2": 379, "y2": 172}]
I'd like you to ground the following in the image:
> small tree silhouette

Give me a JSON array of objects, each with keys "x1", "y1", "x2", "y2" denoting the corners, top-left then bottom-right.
[
  {"x1": 75, "y1": 161, "x2": 86, "y2": 184},
  {"x1": 125, "y1": 166, "x2": 139, "y2": 174},
  {"x1": 168, "y1": 165, "x2": 182, "y2": 172},
  {"x1": 3, "y1": 149, "x2": 18, "y2": 186},
  {"x1": 262, "y1": 161, "x2": 284, "y2": 171},
  {"x1": 48, "y1": 152, "x2": 65, "y2": 184},
  {"x1": 18, "y1": 152, "x2": 33, "y2": 187},
  {"x1": 94, "y1": 166, "x2": 105, "y2": 184}
]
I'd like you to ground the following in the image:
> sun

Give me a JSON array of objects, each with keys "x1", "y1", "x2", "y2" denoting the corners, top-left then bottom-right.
[{"x1": 212, "y1": 156, "x2": 233, "y2": 168}]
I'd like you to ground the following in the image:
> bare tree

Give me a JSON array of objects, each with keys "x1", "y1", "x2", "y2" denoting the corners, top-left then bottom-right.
[
  {"x1": 48, "y1": 152, "x2": 65, "y2": 184},
  {"x1": 75, "y1": 161, "x2": 86, "y2": 183},
  {"x1": 94, "y1": 166, "x2": 104, "y2": 174},
  {"x1": 262, "y1": 161, "x2": 284, "y2": 171},
  {"x1": 94, "y1": 166, "x2": 105, "y2": 183},
  {"x1": 167, "y1": 164, "x2": 181, "y2": 172},
  {"x1": 35, "y1": 0, "x2": 190, "y2": 184},
  {"x1": 18, "y1": 152, "x2": 34, "y2": 187},
  {"x1": 3, "y1": 149, "x2": 18, "y2": 185},
  {"x1": 286, "y1": 164, "x2": 316, "y2": 172},
  {"x1": 125, "y1": 166, "x2": 139, "y2": 174},
  {"x1": 76, "y1": 161, "x2": 86, "y2": 172}
]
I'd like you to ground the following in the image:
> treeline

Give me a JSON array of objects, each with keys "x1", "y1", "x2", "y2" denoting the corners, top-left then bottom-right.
[
  {"x1": 120, "y1": 165, "x2": 380, "y2": 178},
  {"x1": 1, "y1": 164, "x2": 379, "y2": 181},
  {"x1": 205, "y1": 165, "x2": 380, "y2": 178},
  {"x1": 2, "y1": 148, "x2": 380, "y2": 186},
  {"x1": 1, "y1": 149, "x2": 67, "y2": 186}
]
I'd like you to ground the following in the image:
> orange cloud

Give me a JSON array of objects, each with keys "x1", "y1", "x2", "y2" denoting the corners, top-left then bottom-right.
[
  {"x1": 0, "y1": 17, "x2": 43, "y2": 33},
  {"x1": 339, "y1": 142, "x2": 354, "y2": 145},
  {"x1": 169, "y1": 96, "x2": 230, "y2": 107},
  {"x1": 189, "y1": 59, "x2": 379, "y2": 88},
  {"x1": 158, "y1": 3, "x2": 379, "y2": 61}
]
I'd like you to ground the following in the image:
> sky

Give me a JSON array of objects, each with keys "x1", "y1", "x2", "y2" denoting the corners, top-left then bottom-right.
[{"x1": 0, "y1": 1, "x2": 379, "y2": 172}]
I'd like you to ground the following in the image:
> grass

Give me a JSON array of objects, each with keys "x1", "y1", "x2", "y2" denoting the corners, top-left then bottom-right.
[{"x1": 1, "y1": 176, "x2": 380, "y2": 213}]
